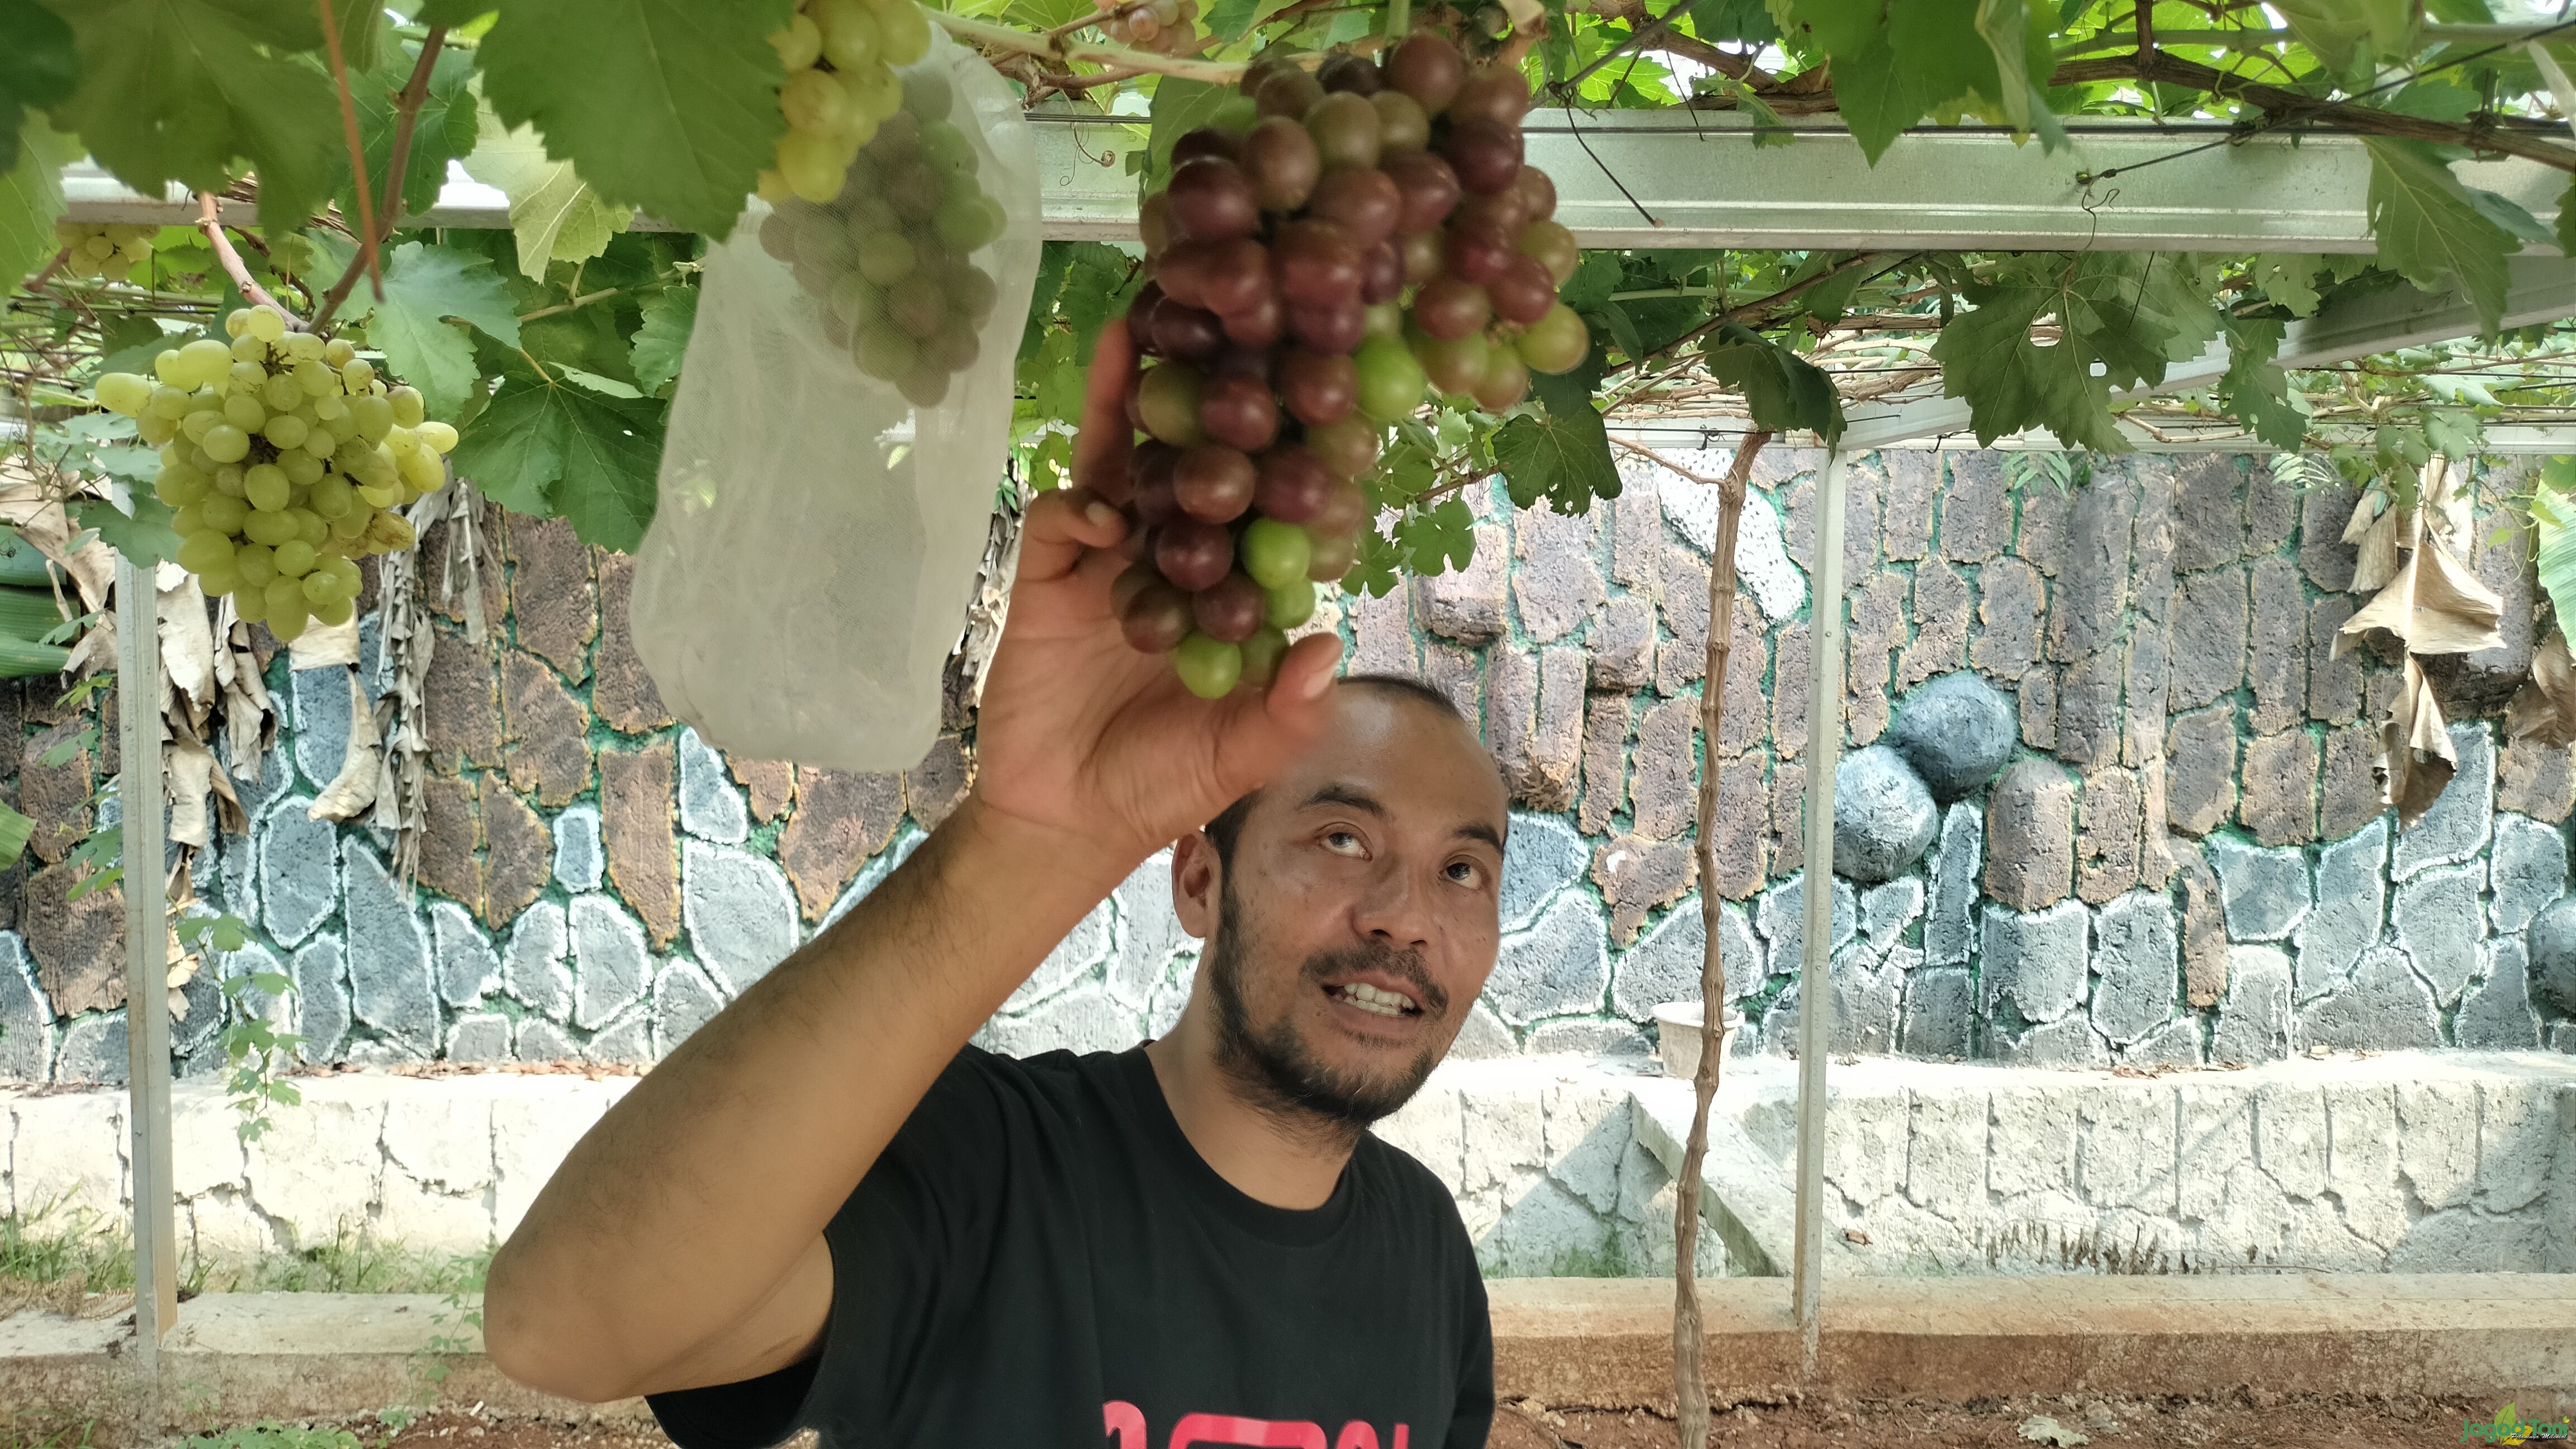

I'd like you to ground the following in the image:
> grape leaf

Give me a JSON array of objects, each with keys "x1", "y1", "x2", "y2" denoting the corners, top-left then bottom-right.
[
  {"x1": 1033, "y1": 329, "x2": 1085, "y2": 427},
  {"x1": 1927, "y1": 281, "x2": 2124, "y2": 451},
  {"x1": 1057, "y1": 242, "x2": 1140, "y2": 361},
  {"x1": 461, "y1": 96, "x2": 636, "y2": 281},
  {"x1": 2535, "y1": 464, "x2": 2576, "y2": 638},
  {"x1": 0, "y1": 117, "x2": 66, "y2": 292},
  {"x1": 70, "y1": 494, "x2": 184, "y2": 567},
  {"x1": 1019, "y1": 240, "x2": 1075, "y2": 371},
  {"x1": 1394, "y1": 498, "x2": 1476, "y2": 578},
  {"x1": 345, "y1": 39, "x2": 479, "y2": 225},
  {"x1": 1144, "y1": 78, "x2": 1235, "y2": 188},
  {"x1": 1688, "y1": 0, "x2": 1778, "y2": 45},
  {"x1": 478, "y1": 0, "x2": 793, "y2": 239},
  {"x1": 450, "y1": 372, "x2": 662, "y2": 550},
  {"x1": 1495, "y1": 404, "x2": 1620, "y2": 515},
  {"x1": 1831, "y1": 31, "x2": 1939, "y2": 163},
  {"x1": 2361, "y1": 137, "x2": 2515, "y2": 336},
  {"x1": 629, "y1": 284, "x2": 696, "y2": 397},
  {"x1": 2271, "y1": 0, "x2": 2412, "y2": 73},
  {"x1": 2251, "y1": 254, "x2": 2325, "y2": 318},
  {"x1": 1700, "y1": 323, "x2": 1845, "y2": 443},
  {"x1": 2215, "y1": 317, "x2": 2309, "y2": 451},
  {"x1": 334, "y1": 241, "x2": 523, "y2": 418},
  {"x1": 0, "y1": 801, "x2": 32, "y2": 872},
  {"x1": 0, "y1": 0, "x2": 78, "y2": 174},
  {"x1": 414, "y1": 0, "x2": 499, "y2": 23},
  {"x1": 46, "y1": 0, "x2": 348, "y2": 240},
  {"x1": 1345, "y1": 524, "x2": 1402, "y2": 599}
]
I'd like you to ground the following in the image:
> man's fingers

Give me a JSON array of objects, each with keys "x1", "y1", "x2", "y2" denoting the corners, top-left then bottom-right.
[
  {"x1": 1070, "y1": 323, "x2": 1138, "y2": 501},
  {"x1": 1019, "y1": 487, "x2": 1130, "y2": 586},
  {"x1": 1203, "y1": 632, "x2": 1344, "y2": 798}
]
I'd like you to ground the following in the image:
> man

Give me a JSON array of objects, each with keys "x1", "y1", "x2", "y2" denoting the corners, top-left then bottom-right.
[{"x1": 482, "y1": 322, "x2": 1513, "y2": 1449}]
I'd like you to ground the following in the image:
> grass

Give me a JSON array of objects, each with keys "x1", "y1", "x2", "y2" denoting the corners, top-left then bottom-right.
[{"x1": 0, "y1": 1205, "x2": 491, "y2": 1313}]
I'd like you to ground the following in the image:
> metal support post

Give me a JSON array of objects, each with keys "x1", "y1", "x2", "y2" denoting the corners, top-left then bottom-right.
[
  {"x1": 1790, "y1": 451, "x2": 1846, "y2": 1377},
  {"x1": 115, "y1": 551, "x2": 177, "y2": 1381}
]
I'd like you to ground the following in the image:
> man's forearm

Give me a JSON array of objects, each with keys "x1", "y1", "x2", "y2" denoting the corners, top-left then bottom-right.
[{"x1": 482, "y1": 794, "x2": 1137, "y2": 1398}]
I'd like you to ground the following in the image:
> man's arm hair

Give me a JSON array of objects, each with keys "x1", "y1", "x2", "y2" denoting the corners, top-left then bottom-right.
[{"x1": 480, "y1": 797, "x2": 1131, "y2": 1403}]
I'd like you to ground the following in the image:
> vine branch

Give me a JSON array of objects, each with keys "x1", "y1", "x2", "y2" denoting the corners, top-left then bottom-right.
[
  {"x1": 314, "y1": 26, "x2": 449, "y2": 332},
  {"x1": 195, "y1": 193, "x2": 301, "y2": 324},
  {"x1": 314, "y1": 0, "x2": 381, "y2": 307}
]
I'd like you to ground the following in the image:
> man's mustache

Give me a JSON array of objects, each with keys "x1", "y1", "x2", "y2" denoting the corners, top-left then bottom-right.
[{"x1": 1300, "y1": 941, "x2": 1450, "y2": 1017}]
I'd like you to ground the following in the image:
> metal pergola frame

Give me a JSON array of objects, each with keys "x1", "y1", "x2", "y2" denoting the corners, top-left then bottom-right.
[{"x1": 51, "y1": 120, "x2": 2576, "y2": 1392}]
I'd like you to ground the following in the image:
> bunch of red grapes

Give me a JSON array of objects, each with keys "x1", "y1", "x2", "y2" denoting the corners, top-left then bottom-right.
[
  {"x1": 1106, "y1": 32, "x2": 1588, "y2": 699},
  {"x1": 1095, "y1": 0, "x2": 1205, "y2": 55}
]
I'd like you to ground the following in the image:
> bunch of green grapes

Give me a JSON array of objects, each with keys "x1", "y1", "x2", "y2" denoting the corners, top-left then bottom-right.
[
  {"x1": 759, "y1": 0, "x2": 936, "y2": 205},
  {"x1": 92, "y1": 306, "x2": 446, "y2": 642},
  {"x1": 56, "y1": 222, "x2": 155, "y2": 283},
  {"x1": 756, "y1": 69, "x2": 1009, "y2": 408}
]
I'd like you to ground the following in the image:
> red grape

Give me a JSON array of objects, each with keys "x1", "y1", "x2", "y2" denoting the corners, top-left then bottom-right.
[
  {"x1": 1278, "y1": 346, "x2": 1359, "y2": 425},
  {"x1": 1123, "y1": 580, "x2": 1196, "y2": 652},
  {"x1": 1257, "y1": 67, "x2": 1326, "y2": 120},
  {"x1": 1443, "y1": 119, "x2": 1523, "y2": 194},
  {"x1": 1318, "y1": 51, "x2": 1383, "y2": 95},
  {"x1": 1413, "y1": 329, "x2": 1488, "y2": 397},
  {"x1": 1198, "y1": 236, "x2": 1273, "y2": 318},
  {"x1": 1125, "y1": 288, "x2": 1168, "y2": 357},
  {"x1": 1452, "y1": 189, "x2": 1528, "y2": 238},
  {"x1": 1239, "y1": 56, "x2": 1291, "y2": 98},
  {"x1": 1401, "y1": 229, "x2": 1443, "y2": 285},
  {"x1": 1175, "y1": 444, "x2": 1258, "y2": 522},
  {"x1": 1140, "y1": 192, "x2": 1173, "y2": 253},
  {"x1": 1158, "y1": 518, "x2": 1237, "y2": 590},
  {"x1": 1304, "y1": 416, "x2": 1381, "y2": 479},
  {"x1": 1310, "y1": 167, "x2": 1401, "y2": 248},
  {"x1": 1129, "y1": 440, "x2": 1178, "y2": 505},
  {"x1": 1314, "y1": 473, "x2": 1369, "y2": 533},
  {"x1": 1385, "y1": 33, "x2": 1465, "y2": 113},
  {"x1": 1289, "y1": 297, "x2": 1368, "y2": 353},
  {"x1": 1472, "y1": 343, "x2": 1531, "y2": 411},
  {"x1": 1214, "y1": 345, "x2": 1275, "y2": 383},
  {"x1": 1383, "y1": 150, "x2": 1460, "y2": 234},
  {"x1": 1487, "y1": 253, "x2": 1556, "y2": 325},
  {"x1": 1517, "y1": 220, "x2": 1579, "y2": 286},
  {"x1": 1200, "y1": 372, "x2": 1281, "y2": 451},
  {"x1": 1194, "y1": 571, "x2": 1268, "y2": 642},
  {"x1": 1273, "y1": 219, "x2": 1363, "y2": 306},
  {"x1": 1112, "y1": 562, "x2": 1159, "y2": 617},
  {"x1": 1168, "y1": 157, "x2": 1261, "y2": 242},
  {"x1": 1139, "y1": 362, "x2": 1209, "y2": 445},
  {"x1": 1361, "y1": 240, "x2": 1404, "y2": 304},
  {"x1": 1412, "y1": 273, "x2": 1490, "y2": 339},
  {"x1": 1442, "y1": 222, "x2": 1515, "y2": 285},
  {"x1": 1152, "y1": 301, "x2": 1226, "y2": 361},
  {"x1": 1512, "y1": 165, "x2": 1557, "y2": 221},
  {"x1": 1157, "y1": 239, "x2": 1214, "y2": 309},
  {"x1": 1243, "y1": 116, "x2": 1322, "y2": 212},
  {"x1": 1306, "y1": 526, "x2": 1362, "y2": 582},
  {"x1": 1449, "y1": 68, "x2": 1531, "y2": 127},
  {"x1": 1253, "y1": 444, "x2": 1335, "y2": 523},
  {"x1": 1372, "y1": 91, "x2": 1431, "y2": 153},
  {"x1": 1305, "y1": 92, "x2": 1382, "y2": 171},
  {"x1": 1133, "y1": 448, "x2": 1182, "y2": 524},
  {"x1": 1171, "y1": 126, "x2": 1244, "y2": 168},
  {"x1": 1223, "y1": 291, "x2": 1285, "y2": 348}
]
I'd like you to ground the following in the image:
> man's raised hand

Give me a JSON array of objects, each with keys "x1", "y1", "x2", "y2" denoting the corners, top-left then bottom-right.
[{"x1": 969, "y1": 323, "x2": 1344, "y2": 868}]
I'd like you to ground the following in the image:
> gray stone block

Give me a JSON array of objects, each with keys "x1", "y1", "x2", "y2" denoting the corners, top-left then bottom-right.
[
  {"x1": 1887, "y1": 671, "x2": 2015, "y2": 802},
  {"x1": 1487, "y1": 892, "x2": 1612, "y2": 1026},
  {"x1": 2203, "y1": 833, "x2": 2311, "y2": 943},
  {"x1": 2535, "y1": 894, "x2": 2576, "y2": 1016},
  {"x1": 653, "y1": 959, "x2": 726, "y2": 1056},
  {"x1": 1448, "y1": 1001, "x2": 1518, "y2": 1060},
  {"x1": 552, "y1": 804, "x2": 603, "y2": 892},
  {"x1": 1755, "y1": 873, "x2": 1857, "y2": 979},
  {"x1": 2092, "y1": 891, "x2": 2179, "y2": 1046},
  {"x1": 823, "y1": 825, "x2": 927, "y2": 929},
  {"x1": 55, "y1": 1009, "x2": 126, "y2": 1083},
  {"x1": 976, "y1": 979, "x2": 1142, "y2": 1058},
  {"x1": 343, "y1": 840, "x2": 436, "y2": 1057},
  {"x1": 1991, "y1": 1012, "x2": 2108, "y2": 1067},
  {"x1": 2296, "y1": 945, "x2": 2439, "y2": 1050},
  {"x1": 1108, "y1": 850, "x2": 1190, "y2": 1009},
  {"x1": 503, "y1": 899, "x2": 575, "y2": 1021},
  {"x1": 1830, "y1": 941, "x2": 1901, "y2": 1054},
  {"x1": 291, "y1": 933, "x2": 349, "y2": 1062},
  {"x1": 515, "y1": 1017, "x2": 578, "y2": 1063},
  {"x1": 1925, "y1": 803, "x2": 1981, "y2": 967},
  {"x1": 2456, "y1": 936, "x2": 2541, "y2": 1050},
  {"x1": 2210, "y1": 945, "x2": 2290, "y2": 1064},
  {"x1": 2120, "y1": 1015, "x2": 2203, "y2": 1068},
  {"x1": 2391, "y1": 722, "x2": 2493, "y2": 879},
  {"x1": 571, "y1": 893, "x2": 651, "y2": 1030},
  {"x1": 681, "y1": 841, "x2": 802, "y2": 997},
  {"x1": 1861, "y1": 877, "x2": 1924, "y2": 950},
  {"x1": 588, "y1": 1010, "x2": 652, "y2": 1064},
  {"x1": 675, "y1": 728, "x2": 750, "y2": 845},
  {"x1": 290, "y1": 664, "x2": 353, "y2": 787},
  {"x1": 1832, "y1": 746, "x2": 1938, "y2": 884},
  {"x1": 1524, "y1": 1018, "x2": 1650, "y2": 1057},
  {"x1": 1899, "y1": 967, "x2": 1973, "y2": 1057},
  {"x1": 1004, "y1": 898, "x2": 1112, "y2": 1012},
  {"x1": 2390, "y1": 863, "x2": 2484, "y2": 1006},
  {"x1": 173, "y1": 936, "x2": 231, "y2": 1059},
  {"x1": 1982, "y1": 899, "x2": 2089, "y2": 1025},
  {"x1": 429, "y1": 899, "x2": 501, "y2": 1010},
  {"x1": 0, "y1": 931, "x2": 53, "y2": 1080},
  {"x1": 1611, "y1": 895, "x2": 1759, "y2": 1020},
  {"x1": 258, "y1": 800, "x2": 340, "y2": 949},
  {"x1": 1499, "y1": 812, "x2": 1588, "y2": 933},
  {"x1": 2488, "y1": 814, "x2": 2566, "y2": 935},
  {"x1": 2296, "y1": 821, "x2": 2386, "y2": 1001},
  {"x1": 447, "y1": 1013, "x2": 512, "y2": 1063}
]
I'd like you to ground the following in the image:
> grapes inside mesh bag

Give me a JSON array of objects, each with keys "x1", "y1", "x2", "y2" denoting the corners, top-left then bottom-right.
[{"x1": 632, "y1": 27, "x2": 1038, "y2": 774}]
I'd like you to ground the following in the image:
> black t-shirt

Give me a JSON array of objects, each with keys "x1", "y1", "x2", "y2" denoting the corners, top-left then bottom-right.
[{"x1": 647, "y1": 1045, "x2": 1494, "y2": 1449}]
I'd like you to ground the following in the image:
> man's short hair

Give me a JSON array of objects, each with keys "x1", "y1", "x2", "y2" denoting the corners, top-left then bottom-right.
[{"x1": 1201, "y1": 674, "x2": 1475, "y2": 869}]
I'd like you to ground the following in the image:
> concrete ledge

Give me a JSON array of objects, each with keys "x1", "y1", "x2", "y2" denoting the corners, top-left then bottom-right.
[{"x1": 1487, "y1": 1273, "x2": 2576, "y2": 1411}]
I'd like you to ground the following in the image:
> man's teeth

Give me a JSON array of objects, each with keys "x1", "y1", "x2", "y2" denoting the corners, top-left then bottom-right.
[{"x1": 1334, "y1": 982, "x2": 1415, "y2": 1017}]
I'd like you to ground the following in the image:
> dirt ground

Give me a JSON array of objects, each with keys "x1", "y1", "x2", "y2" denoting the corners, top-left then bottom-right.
[{"x1": 364, "y1": 1390, "x2": 2518, "y2": 1449}]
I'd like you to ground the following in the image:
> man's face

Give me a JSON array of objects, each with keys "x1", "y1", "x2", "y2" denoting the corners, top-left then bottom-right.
[{"x1": 1172, "y1": 688, "x2": 1509, "y2": 1129}]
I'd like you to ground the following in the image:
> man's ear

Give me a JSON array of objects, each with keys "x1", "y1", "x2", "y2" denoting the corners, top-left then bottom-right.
[{"x1": 1171, "y1": 831, "x2": 1220, "y2": 940}]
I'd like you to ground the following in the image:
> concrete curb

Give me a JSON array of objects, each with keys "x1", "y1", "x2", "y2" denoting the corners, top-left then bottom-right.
[{"x1": 8, "y1": 1276, "x2": 2570, "y2": 1441}]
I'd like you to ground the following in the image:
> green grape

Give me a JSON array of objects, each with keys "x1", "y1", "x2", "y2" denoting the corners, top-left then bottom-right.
[
  {"x1": 1265, "y1": 579, "x2": 1318, "y2": 631},
  {"x1": 855, "y1": 230, "x2": 916, "y2": 286},
  {"x1": 783, "y1": 68, "x2": 857, "y2": 136},
  {"x1": 244, "y1": 306, "x2": 287, "y2": 343},
  {"x1": 1173, "y1": 632, "x2": 1243, "y2": 699},
  {"x1": 94, "y1": 372, "x2": 150, "y2": 416},
  {"x1": 201, "y1": 493, "x2": 251, "y2": 533},
  {"x1": 1355, "y1": 336, "x2": 1427, "y2": 424},
  {"x1": 176, "y1": 531, "x2": 235, "y2": 575},
  {"x1": 212, "y1": 464, "x2": 248, "y2": 497},
  {"x1": 266, "y1": 594, "x2": 311, "y2": 643},
  {"x1": 877, "y1": 0, "x2": 930, "y2": 65},
  {"x1": 138, "y1": 413, "x2": 179, "y2": 446},
  {"x1": 413, "y1": 420, "x2": 456, "y2": 453},
  {"x1": 272, "y1": 541, "x2": 317, "y2": 578},
  {"x1": 844, "y1": 63, "x2": 903, "y2": 123},
  {"x1": 202, "y1": 424, "x2": 250, "y2": 463},
  {"x1": 222, "y1": 309, "x2": 252, "y2": 340},
  {"x1": 155, "y1": 466, "x2": 209, "y2": 508},
  {"x1": 340, "y1": 358, "x2": 375, "y2": 391},
  {"x1": 1239, "y1": 518, "x2": 1314, "y2": 589},
  {"x1": 245, "y1": 465, "x2": 290, "y2": 512},
  {"x1": 920, "y1": 121, "x2": 977, "y2": 176},
  {"x1": 330, "y1": 508, "x2": 371, "y2": 543},
  {"x1": 243, "y1": 509, "x2": 297, "y2": 547},
  {"x1": 1238, "y1": 628, "x2": 1291, "y2": 689},
  {"x1": 400, "y1": 447, "x2": 444, "y2": 491},
  {"x1": 815, "y1": 0, "x2": 882, "y2": 67},
  {"x1": 307, "y1": 476, "x2": 353, "y2": 519},
  {"x1": 301, "y1": 571, "x2": 339, "y2": 607},
  {"x1": 180, "y1": 410, "x2": 220, "y2": 444},
  {"x1": 325, "y1": 556, "x2": 361, "y2": 592},
  {"x1": 324, "y1": 338, "x2": 357, "y2": 368},
  {"x1": 903, "y1": 69, "x2": 954, "y2": 120},
  {"x1": 196, "y1": 564, "x2": 239, "y2": 599},
  {"x1": 770, "y1": 11, "x2": 823, "y2": 68},
  {"x1": 235, "y1": 542, "x2": 276, "y2": 588},
  {"x1": 312, "y1": 393, "x2": 347, "y2": 423},
  {"x1": 171, "y1": 504, "x2": 205, "y2": 536},
  {"x1": 222, "y1": 394, "x2": 264, "y2": 430},
  {"x1": 282, "y1": 452, "x2": 325, "y2": 487},
  {"x1": 262, "y1": 373, "x2": 301, "y2": 411},
  {"x1": 778, "y1": 129, "x2": 850, "y2": 203},
  {"x1": 176, "y1": 339, "x2": 234, "y2": 389},
  {"x1": 231, "y1": 584, "x2": 267, "y2": 625},
  {"x1": 152, "y1": 350, "x2": 187, "y2": 385},
  {"x1": 295, "y1": 360, "x2": 335, "y2": 397},
  {"x1": 312, "y1": 594, "x2": 355, "y2": 628},
  {"x1": 349, "y1": 394, "x2": 394, "y2": 442},
  {"x1": 932, "y1": 195, "x2": 1000, "y2": 253},
  {"x1": 1515, "y1": 304, "x2": 1591, "y2": 375},
  {"x1": 853, "y1": 323, "x2": 918, "y2": 381},
  {"x1": 228, "y1": 334, "x2": 266, "y2": 365},
  {"x1": 293, "y1": 509, "x2": 328, "y2": 548},
  {"x1": 358, "y1": 478, "x2": 402, "y2": 509},
  {"x1": 280, "y1": 330, "x2": 326, "y2": 362},
  {"x1": 147, "y1": 385, "x2": 190, "y2": 420},
  {"x1": 1138, "y1": 364, "x2": 1207, "y2": 447},
  {"x1": 226, "y1": 361, "x2": 264, "y2": 392},
  {"x1": 830, "y1": 272, "x2": 886, "y2": 328},
  {"x1": 264, "y1": 413, "x2": 309, "y2": 451},
  {"x1": 387, "y1": 386, "x2": 424, "y2": 428}
]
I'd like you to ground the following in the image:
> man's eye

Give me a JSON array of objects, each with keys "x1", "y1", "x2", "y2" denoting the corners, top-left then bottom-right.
[
  {"x1": 1446, "y1": 861, "x2": 1481, "y2": 885},
  {"x1": 1323, "y1": 830, "x2": 1363, "y2": 854}
]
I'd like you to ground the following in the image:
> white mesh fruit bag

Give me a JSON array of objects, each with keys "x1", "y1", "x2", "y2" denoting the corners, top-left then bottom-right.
[{"x1": 631, "y1": 23, "x2": 1039, "y2": 773}]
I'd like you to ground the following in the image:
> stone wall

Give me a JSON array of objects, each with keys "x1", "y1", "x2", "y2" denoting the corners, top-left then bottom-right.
[{"x1": 1, "y1": 451, "x2": 2573, "y2": 1083}]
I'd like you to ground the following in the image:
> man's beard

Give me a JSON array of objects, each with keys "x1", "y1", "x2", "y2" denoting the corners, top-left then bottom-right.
[{"x1": 1202, "y1": 875, "x2": 1450, "y2": 1136}]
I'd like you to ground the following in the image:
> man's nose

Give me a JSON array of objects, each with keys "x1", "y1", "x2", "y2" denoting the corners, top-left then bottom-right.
[{"x1": 1349, "y1": 858, "x2": 1434, "y2": 952}]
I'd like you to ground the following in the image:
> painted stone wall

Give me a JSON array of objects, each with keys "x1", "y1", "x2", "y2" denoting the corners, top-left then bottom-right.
[{"x1": 2, "y1": 449, "x2": 2574, "y2": 1083}]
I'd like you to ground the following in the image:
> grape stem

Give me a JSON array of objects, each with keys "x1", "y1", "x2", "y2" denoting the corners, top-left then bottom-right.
[
  {"x1": 313, "y1": 0, "x2": 381, "y2": 311},
  {"x1": 515, "y1": 287, "x2": 622, "y2": 324},
  {"x1": 929, "y1": 9, "x2": 1258, "y2": 84},
  {"x1": 312, "y1": 27, "x2": 451, "y2": 334},
  {"x1": 195, "y1": 192, "x2": 304, "y2": 327}
]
